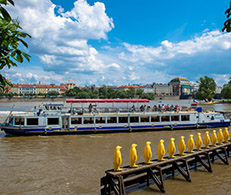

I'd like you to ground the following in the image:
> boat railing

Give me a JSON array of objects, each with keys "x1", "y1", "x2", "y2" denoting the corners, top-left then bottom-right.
[{"x1": 69, "y1": 106, "x2": 191, "y2": 115}]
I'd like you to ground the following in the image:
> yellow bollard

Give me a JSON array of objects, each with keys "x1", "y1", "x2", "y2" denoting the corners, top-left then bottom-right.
[
  {"x1": 187, "y1": 134, "x2": 195, "y2": 153},
  {"x1": 168, "y1": 138, "x2": 176, "y2": 158},
  {"x1": 129, "y1": 144, "x2": 138, "y2": 167},
  {"x1": 157, "y1": 139, "x2": 165, "y2": 161},
  {"x1": 144, "y1": 141, "x2": 152, "y2": 164},
  {"x1": 113, "y1": 146, "x2": 122, "y2": 171},
  {"x1": 203, "y1": 131, "x2": 210, "y2": 148},
  {"x1": 195, "y1": 133, "x2": 202, "y2": 150},
  {"x1": 224, "y1": 127, "x2": 229, "y2": 143},
  {"x1": 217, "y1": 129, "x2": 224, "y2": 145},
  {"x1": 211, "y1": 130, "x2": 217, "y2": 146},
  {"x1": 179, "y1": 136, "x2": 186, "y2": 155}
]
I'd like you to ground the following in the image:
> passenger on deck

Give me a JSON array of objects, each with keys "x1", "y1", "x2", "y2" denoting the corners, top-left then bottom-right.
[{"x1": 89, "y1": 104, "x2": 93, "y2": 113}]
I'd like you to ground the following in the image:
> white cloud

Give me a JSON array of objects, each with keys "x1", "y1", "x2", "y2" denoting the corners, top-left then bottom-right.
[
  {"x1": 120, "y1": 30, "x2": 231, "y2": 64},
  {"x1": 7, "y1": 0, "x2": 114, "y2": 74},
  {"x1": 39, "y1": 55, "x2": 57, "y2": 65},
  {"x1": 211, "y1": 74, "x2": 231, "y2": 87},
  {"x1": 107, "y1": 63, "x2": 120, "y2": 70}
]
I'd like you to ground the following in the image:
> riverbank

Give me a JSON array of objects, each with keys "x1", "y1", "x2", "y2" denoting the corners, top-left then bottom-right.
[
  {"x1": 199, "y1": 100, "x2": 231, "y2": 105},
  {"x1": 0, "y1": 97, "x2": 67, "y2": 103}
]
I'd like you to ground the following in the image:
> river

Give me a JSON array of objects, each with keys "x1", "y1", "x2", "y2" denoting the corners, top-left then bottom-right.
[{"x1": 0, "y1": 100, "x2": 230, "y2": 194}]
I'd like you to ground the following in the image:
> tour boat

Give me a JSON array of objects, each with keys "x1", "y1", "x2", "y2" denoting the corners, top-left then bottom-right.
[{"x1": 1, "y1": 99, "x2": 230, "y2": 136}]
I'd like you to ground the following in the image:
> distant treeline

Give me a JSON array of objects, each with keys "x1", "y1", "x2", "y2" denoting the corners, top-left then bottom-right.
[{"x1": 0, "y1": 86, "x2": 155, "y2": 100}]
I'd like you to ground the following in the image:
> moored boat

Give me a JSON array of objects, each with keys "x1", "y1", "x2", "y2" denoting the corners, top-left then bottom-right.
[{"x1": 0, "y1": 99, "x2": 230, "y2": 136}]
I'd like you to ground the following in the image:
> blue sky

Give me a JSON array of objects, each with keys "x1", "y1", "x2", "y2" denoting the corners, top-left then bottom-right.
[{"x1": 3, "y1": 0, "x2": 231, "y2": 86}]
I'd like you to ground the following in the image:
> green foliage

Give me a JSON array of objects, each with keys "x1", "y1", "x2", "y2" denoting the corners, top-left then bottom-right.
[
  {"x1": 141, "y1": 92, "x2": 155, "y2": 100},
  {"x1": 47, "y1": 90, "x2": 59, "y2": 97},
  {"x1": 195, "y1": 76, "x2": 216, "y2": 102},
  {"x1": 64, "y1": 86, "x2": 155, "y2": 100},
  {"x1": 222, "y1": 1, "x2": 231, "y2": 32},
  {"x1": 0, "y1": 0, "x2": 31, "y2": 91},
  {"x1": 221, "y1": 77, "x2": 231, "y2": 99},
  {"x1": 64, "y1": 87, "x2": 81, "y2": 96},
  {"x1": 222, "y1": 86, "x2": 231, "y2": 99}
]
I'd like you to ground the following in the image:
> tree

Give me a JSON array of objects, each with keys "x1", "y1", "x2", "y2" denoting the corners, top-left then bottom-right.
[
  {"x1": 196, "y1": 76, "x2": 216, "y2": 102},
  {"x1": 64, "y1": 87, "x2": 81, "y2": 96},
  {"x1": 0, "y1": 0, "x2": 31, "y2": 90},
  {"x1": 47, "y1": 90, "x2": 59, "y2": 97},
  {"x1": 222, "y1": 1, "x2": 231, "y2": 32},
  {"x1": 126, "y1": 87, "x2": 135, "y2": 98},
  {"x1": 221, "y1": 77, "x2": 231, "y2": 99},
  {"x1": 141, "y1": 92, "x2": 155, "y2": 100},
  {"x1": 136, "y1": 88, "x2": 144, "y2": 97},
  {"x1": 99, "y1": 86, "x2": 107, "y2": 98}
]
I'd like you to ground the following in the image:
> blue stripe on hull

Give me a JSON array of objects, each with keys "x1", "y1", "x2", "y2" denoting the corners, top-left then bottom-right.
[{"x1": 2, "y1": 121, "x2": 230, "y2": 135}]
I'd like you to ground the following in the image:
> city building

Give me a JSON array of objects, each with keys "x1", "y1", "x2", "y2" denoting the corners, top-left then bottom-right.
[
  {"x1": 139, "y1": 84, "x2": 154, "y2": 93},
  {"x1": 153, "y1": 83, "x2": 172, "y2": 95},
  {"x1": 11, "y1": 84, "x2": 60, "y2": 95},
  {"x1": 169, "y1": 77, "x2": 194, "y2": 98},
  {"x1": 117, "y1": 85, "x2": 140, "y2": 91}
]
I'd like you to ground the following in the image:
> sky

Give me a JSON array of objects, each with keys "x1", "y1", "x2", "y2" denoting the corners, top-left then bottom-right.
[{"x1": 3, "y1": 0, "x2": 231, "y2": 86}]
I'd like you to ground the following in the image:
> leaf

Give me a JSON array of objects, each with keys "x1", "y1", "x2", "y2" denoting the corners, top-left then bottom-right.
[
  {"x1": 18, "y1": 32, "x2": 30, "y2": 38},
  {"x1": 0, "y1": 0, "x2": 7, "y2": 5},
  {"x1": 16, "y1": 50, "x2": 23, "y2": 63},
  {"x1": 11, "y1": 50, "x2": 16, "y2": 58},
  {"x1": 18, "y1": 38, "x2": 28, "y2": 47},
  {"x1": 21, "y1": 51, "x2": 31, "y2": 62},
  {"x1": 0, "y1": 6, "x2": 11, "y2": 22},
  {"x1": 7, "y1": 0, "x2": 14, "y2": 6}
]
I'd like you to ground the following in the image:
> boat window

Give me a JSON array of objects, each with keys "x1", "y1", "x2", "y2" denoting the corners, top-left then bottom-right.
[
  {"x1": 48, "y1": 118, "x2": 59, "y2": 125},
  {"x1": 107, "y1": 117, "x2": 117, "y2": 123},
  {"x1": 71, "y1": 117, "x2": 82, "y2": 124},
  {"x1": 181, "y1": 115, "x2": 190, "y2": 121},
  {"x1": 9, "y1": 117, "x2": 14, "y2": 125},
  {"x1": 161, "y1": 116, "x2": 170, "y2": 122},
  {"x1": 15, "y1": 118, "x2": 24, "y2": 125},
  {"x1": 141, "y1": 116, "x2": 149, "y2": 122},
  {"x1": 84, "y1": 117, "x2": 94, "y2": 124},
  {"x1": 95, "y1": 117, "x2": 106, "y2": 124},
  {"x1": 171, "y1": 115, "x2": 179, "y2": 121},
  {"x1": 130, "y1": 116, "x2": 139, "y2": 123},
  {"x1": 119, "y1": 117, "x2": 128, "y2": 123},
  {"x1": 151, "y1": 116, "x2": 160, "y2": 122},
  {"x1": 27, "y1": 118, "x2": 39, "y2": 126}
]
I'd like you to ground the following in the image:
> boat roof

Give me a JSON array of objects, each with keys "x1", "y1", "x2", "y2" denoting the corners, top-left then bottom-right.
[{"x1": 66, "y1": 99, "x2": 150, "y2": 103}]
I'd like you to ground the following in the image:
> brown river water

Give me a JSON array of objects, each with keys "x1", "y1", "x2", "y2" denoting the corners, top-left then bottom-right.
[{"x1": 0, "y1": 101, "x2": 231, "y2": 194}]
